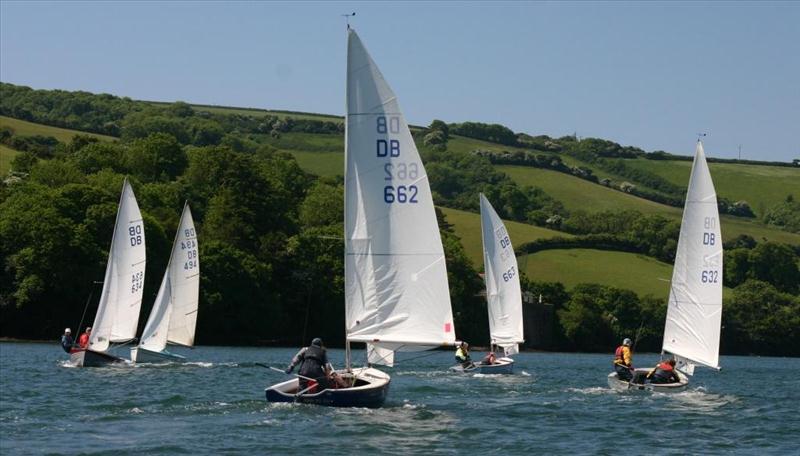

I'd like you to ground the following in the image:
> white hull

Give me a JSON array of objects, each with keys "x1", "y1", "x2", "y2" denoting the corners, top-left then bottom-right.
[
  {"x1": 450, "y1": 357, "x2": 514, "y2": 374},
  {"x1": 130, "y1": 346, "x2": 187, "y2": 364},
  {"x1": 607, "y1": 369, "x2": 689, "y2": 393},
  {"x1": 266, "y1": 367, "x2": 390, "y2": 408}
]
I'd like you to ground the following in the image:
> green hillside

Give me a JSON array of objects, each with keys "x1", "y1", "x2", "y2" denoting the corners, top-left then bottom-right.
[
  {"x1": 0, "y1": 144, "x2": 18, "y2": 175},
  {"x1": 439, "y1": 206, "x2": 570, "y2": 266},
  {"x1": 519, "y1": 248, "x2": 732, "y2": 298},
  {"x1": 497, "y1": 164, "x2": 800, "y2": 245},
  {"x1": 0, "y1": 115, "x2": 116, "y2": 143},
  {"x1": 623, "y1": 158, "x2": 800, "y2": 217}
]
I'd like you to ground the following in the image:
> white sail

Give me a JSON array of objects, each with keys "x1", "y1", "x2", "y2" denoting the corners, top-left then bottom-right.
[
  {"x1": 89, "y1": 178, "x2": 146, "y2": 352},
  {"x1": 662, "y1": 141, "x2": 723, "y2": 372},
  {"x1": 344, "y1": 28, "x2": 456, "y2": 366},
  {"x1": 166, "y1": 204, "x2": 200, "y2": 346},
  {"x1": 480, "y1": 194, "x2": 524, "y2": 355},
  {"x1": 139, "y1": 203, "x2": 199, "y2": 352}
]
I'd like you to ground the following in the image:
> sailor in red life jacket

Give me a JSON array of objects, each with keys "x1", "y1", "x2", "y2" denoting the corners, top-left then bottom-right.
[
  {"x1": 647, "y1": 358, "x2": 680, "y2": 384},
  {"x1": 77, "y1": 327, "x2": 91, "y2": 349},
  {"x1": 613, "y1": 338, "x2": 634, "y2": 381}
]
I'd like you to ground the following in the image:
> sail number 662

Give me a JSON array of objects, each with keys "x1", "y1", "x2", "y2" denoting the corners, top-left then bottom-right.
[{"x1": 384, "y1": 185, "x2": 418, "y2": 203}]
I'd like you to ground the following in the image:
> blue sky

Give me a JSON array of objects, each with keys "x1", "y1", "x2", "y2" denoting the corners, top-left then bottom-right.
[{"x1": 1, "y1": 1, "x2": 798, "y2": 161}]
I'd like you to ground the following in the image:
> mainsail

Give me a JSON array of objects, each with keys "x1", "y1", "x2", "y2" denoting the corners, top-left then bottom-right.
[
  {"x1": 345, "y1": 28, "x2": 456, "y2": 367},
  {"x1": 139, "y1": 203, "x2": 200, "y2": 352},
  {"x1": 89, "y1": 178, "x2": 147, "y2": 352},
  {"x1": 480, "y1": 194, "x2": 524, "y2": 356},
  {"x1": 662, "y1": 141, "x2": 723, "y2": 373}
]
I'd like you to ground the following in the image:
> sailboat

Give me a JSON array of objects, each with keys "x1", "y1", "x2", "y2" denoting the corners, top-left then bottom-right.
[
  {"x1": 608, "y1": 141, "x2": 723, "y2": 392},
  {"x1": 265, "y1": 27, "x2": 457, "y2": 407},
  {"x1": 70, "y1": 177, "x2": 146, "y2": 367},
  {"x1": 131, "y1": 202, "x2": 199, "y2": 363},
  {"x1": 451, "y1": 194, "x2": 524, "y2": 374}
]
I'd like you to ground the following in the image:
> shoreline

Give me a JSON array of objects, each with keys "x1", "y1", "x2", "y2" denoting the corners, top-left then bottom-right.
[{"x1": 0, "y1": 338, "x2": 794, "y2": 358}]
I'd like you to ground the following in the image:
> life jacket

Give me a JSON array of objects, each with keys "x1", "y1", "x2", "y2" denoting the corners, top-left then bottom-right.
[
  {"x1": 299, "y1": 345, "x2": 326, "y2": 378},
  {"x1": 455, "y1": 347, "x2": 468, "y2": 361},
  {"x1": 78, "y1": 333, "x2": 89, "y2": 349},
  {"x1": 649, "y1": 362, "x2": 676, "y2": 382},
  {"x1": 613, "y1": 345, "x2": 630, "y2": 366}
]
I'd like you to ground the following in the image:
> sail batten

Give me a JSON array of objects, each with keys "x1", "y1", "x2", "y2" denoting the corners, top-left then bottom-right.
[
  {"x1": 89, "y1": 178, "x2": 147, "y2": 352},
  {"x1": 344, "y1": 29, "x2": 455, "y2": 367},
  {"x1": 662, "y1": 142, "x2": 723, "y2": 372},
  {"x1": 480, "y1": 194, "x2": 524, "y2": 353}
]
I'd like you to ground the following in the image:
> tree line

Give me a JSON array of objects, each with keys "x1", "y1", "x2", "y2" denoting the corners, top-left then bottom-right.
[{"x1": 1, "y1": 82, "x2": 798, "y2": 356}]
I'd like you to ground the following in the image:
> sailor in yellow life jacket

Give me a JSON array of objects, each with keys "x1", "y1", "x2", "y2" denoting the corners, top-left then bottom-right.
[
  {"x1": 455, "y1": 341, "x2": 473, "y2": 368},
  {"x1": 613, "y1": 338, "x2": 633, "y2": 381}
]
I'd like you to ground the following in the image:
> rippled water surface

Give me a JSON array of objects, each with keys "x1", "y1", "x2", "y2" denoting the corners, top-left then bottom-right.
[{"x1": 1, "y1": 343, "x2": 798, "y2": 454}]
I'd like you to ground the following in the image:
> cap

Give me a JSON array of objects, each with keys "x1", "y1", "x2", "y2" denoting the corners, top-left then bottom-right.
[
  {"x1": 65, "y1": 328, "x2": 71, "y2": 333},
  {"x1": 623, "y1": 338, "x2": 632, "y2": 346},
  {"x1": 311, "y1": 338, "x2": 323, "y2": 347}
]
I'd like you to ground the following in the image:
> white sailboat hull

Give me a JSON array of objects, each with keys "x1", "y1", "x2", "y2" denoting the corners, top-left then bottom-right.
[
  {"x1": 130, "y1": 346, "x2": 187, "y2": 364},
  {"x1": 607, "y1": 369, "x2": 689, "y2": 393},
  {"x1": 450, "y1": 357, "x2": 515, "y2": 374},
  {"x1": 265, "y1": 367, "x2": 390, "y2": 408}
]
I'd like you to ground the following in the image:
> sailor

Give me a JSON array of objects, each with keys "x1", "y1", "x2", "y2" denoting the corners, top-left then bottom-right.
[
  {"x1": 455, "y1": 341, "x2": 473, "y2": 368},
  {"x1": 481, "y1": 351, "x2": 496, "y2": 365},
  {"x1": 60, "y1": 328, "x2": 74, "y2": 353},
  {"x1": 78, "y1": 327, "x2": 91, "y2": 349},
  {"x1": 647, "y1": 358, "x2": 680, "y2": 384},
  {"x1": 286, "y1": 338, "x2": 331, "y2": 391},
  {"x1": 613, "y1": 337, "x2": 634, "y2": 381}
]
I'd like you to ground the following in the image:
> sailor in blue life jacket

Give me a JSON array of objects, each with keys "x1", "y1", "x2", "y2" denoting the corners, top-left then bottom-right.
[
  {"x1": 286, "y1": 338, "x2": 332, "y2": 392},
  {"x1": 613, "y1": 337, "x2": 634, "y2": 381},
  {"x1": 60, "y1": 328, "x2": 74, "y2": 353},
  {"x1": 455, "y1": 341, "x2": 473, "y2": 368},
  {"x1": 647, "y1": 358, "x2": 680, "y2": 384}
]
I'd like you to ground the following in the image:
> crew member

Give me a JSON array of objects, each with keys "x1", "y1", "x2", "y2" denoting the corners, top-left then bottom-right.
[
  {"x1": 78, "y1": 327, "x2": 91, "y2": 349},
  {"x1": 648, "y1": 358, "x2": 680, "y2": 384},
  {"x1": 455, "y1": 341, "x2": 473, "y2": 368},
  {"x1": 481, "y1": 351, "x2": 496, "y2": 365},
  {"x1": 60, "y1": 328, "x2": 73, "y2": 353},
  {"x1": 613, "y1": 337, "x2": 634, "y2": 381},
  {"x1": 286, "y1": 338, "x2": 331, "y2": 392}
]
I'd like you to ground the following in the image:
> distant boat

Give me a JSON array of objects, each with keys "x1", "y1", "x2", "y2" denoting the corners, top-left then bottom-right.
[
  {"x1": 452, "y1": 194, "x2": 524, "y2": 375},
  {"x1": 265, "y1": 27, "x2": 457, "y2": 407},
  {"x1": 608, "y1": 141, "x2": 723, "y2": 392},
  {"x1": 70, "y1": 177, "x2": 146, "y2": 367},
  {"x1": 131, "y1": 203, "x2": 199, "y2": 364}
]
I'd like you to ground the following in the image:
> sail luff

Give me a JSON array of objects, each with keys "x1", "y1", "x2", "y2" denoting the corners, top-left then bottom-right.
[
  {"x1": 344, "y1": 29, "x2": 456, "y2": 366},
  {"x1": 662, "y1": 141, "x2": 723, "y2": 372}
]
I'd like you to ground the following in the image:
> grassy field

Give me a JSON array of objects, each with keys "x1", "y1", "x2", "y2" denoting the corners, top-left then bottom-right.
[
  {"x1": 0, "y1": 144, "x2": 19, "y2": 175},
  {"x1": 290, "y1": 151, "x2": 343, "y2": 177},
  {"x1": 498, "y1": 164, "x2": 800, "y2": 245},
  {"x1": 623, "y1": 158, "x2": 800, "y2": 217},
  {"x1": 0, "y1": 116, "x2": 116, "y2": 143},
  {"x1": 519, "y1": 248, "x2": 732, "y2": 298},
  {"x1": 439, "y1": 206, "x2": 570, "y2": 266}
]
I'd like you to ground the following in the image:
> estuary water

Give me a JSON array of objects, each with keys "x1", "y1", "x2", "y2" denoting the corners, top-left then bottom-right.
[{"x1": 1, "y1": 342, "x2": 797, "y2": 455}]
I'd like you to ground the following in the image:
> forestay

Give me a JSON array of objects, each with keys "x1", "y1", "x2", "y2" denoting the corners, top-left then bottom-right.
[
  {"x1": 662, "y1": 142, "x2": 723, "y2": 372},
  {"x1": 480, "y1": 194, "x2": 524, "y2": 356},
  {"x1": 139, "y1": 203, "x2": 200, "y2": 352},
  {"x1": 89, "y1": 178, "x2": 146, "y2": 352},
  {"x1": 344, "y1": 28, "x2": 456, "y2": 366}
]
